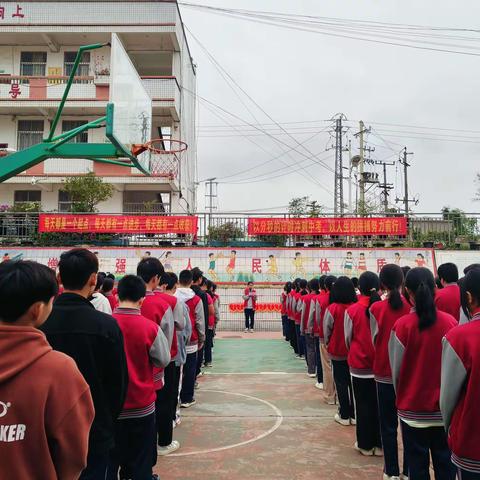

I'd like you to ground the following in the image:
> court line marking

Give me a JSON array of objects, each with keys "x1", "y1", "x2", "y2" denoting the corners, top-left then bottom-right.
[{"x1": 169, "y1": 389, "x2": 284, "y2": 457}]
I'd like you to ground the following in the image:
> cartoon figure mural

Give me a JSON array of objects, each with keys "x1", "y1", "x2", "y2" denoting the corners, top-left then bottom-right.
[
  {"x1": 357, "y1": 252, "x2": 367, "y2": 273},
  {"x1": 162, "y1": 251, "x2": 173, "y2": 272},
  {"x1": 415, "y1": 253, "x2": 427, "y2": 267},
  {"x1": 226, "y1": 250, "x2": 237, "y2": 281},
  {"x1": 293, "y1": 252, "x2": 306, "y2": 276},
  {"x1": 208, "y1": 252, "x2": 219, "y2": 281},
  {"x1": 394, "y1": 252, "x2": 401, "y2": 265},
  {"x1": 342, "y1": 251, "x2": 356, "y2": 277},
  {"x1": 266, "y1": 254, "x2": 281, "y2": 281}
]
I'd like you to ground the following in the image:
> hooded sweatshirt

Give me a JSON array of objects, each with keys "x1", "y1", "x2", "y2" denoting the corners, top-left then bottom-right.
[
  {"x1": 0, "y1": 325, "x2": 94, "y2": 480},
  {"x1": 176, "y1": 287, "x2": 205, "y2": 354}
]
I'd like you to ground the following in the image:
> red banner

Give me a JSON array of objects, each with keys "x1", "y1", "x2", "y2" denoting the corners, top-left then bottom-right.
[
  {"x1": 229, "y1": 303, "x2": 281, "y2": 313},
  {"x1": 248, "y1": 217, "x2": 407, "y2": 236},
  {"x1": 39, "y1": 214, "x2": 198, "y2": 234}
]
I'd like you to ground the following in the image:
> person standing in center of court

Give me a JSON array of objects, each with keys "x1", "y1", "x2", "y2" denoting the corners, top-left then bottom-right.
[{"x1": 243, "y1": 281, "x2": 257, "y2": 333}]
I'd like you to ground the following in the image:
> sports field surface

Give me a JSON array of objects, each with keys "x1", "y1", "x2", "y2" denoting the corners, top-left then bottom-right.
[{"x1": 155, "y1": 333, "x2": 384, "y2": 479}]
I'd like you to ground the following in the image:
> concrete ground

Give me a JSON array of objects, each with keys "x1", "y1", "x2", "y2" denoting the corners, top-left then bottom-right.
[{"x1": 155, "y1": 333, "x2": 385, "y2": 480}]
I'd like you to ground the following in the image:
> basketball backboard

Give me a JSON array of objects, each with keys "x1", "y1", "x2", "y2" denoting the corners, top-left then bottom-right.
[{"x1": 107, "y1": 33, "x2": 152, "y2": 174}]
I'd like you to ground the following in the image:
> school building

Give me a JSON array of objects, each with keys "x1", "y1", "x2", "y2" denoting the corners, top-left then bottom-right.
[{"x1": 0, "y1": 0, "x2": 197, "y2": 214}]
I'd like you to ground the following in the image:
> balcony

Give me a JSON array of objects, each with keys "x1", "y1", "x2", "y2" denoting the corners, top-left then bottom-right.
[{"x1": 0, "y1": 75, "x2": 180, "y2": 118}]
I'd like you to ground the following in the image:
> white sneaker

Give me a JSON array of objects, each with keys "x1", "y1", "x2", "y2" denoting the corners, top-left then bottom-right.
[
  {"x1": 334, "y1": 413, "x2": 350, "y2": 426},
  {"x1": 374, "y1": 447, "x2": 384, "y2": 457},
  {"x1": 180, "y1": 399, "x2": 196, "y2": 408},
  {"x1": 383, "y1": 475, "x2": 400, "y2": 480},
  {"x1": 244, "y1": 328, "x2": 249, "y2": 333},
  {"x1": 354, "y1": 441, "x2": 374, "y2": 456},
  {"x1": 157, "y1": 440, "x2": 180, "y2": 456},
  {"x1": 400, "y1": 476, "x2": 409, "y2": 480},
  {"x1": 250, "y1": 329, "x2": 254, "y2": 333},
  {"x1": 308, "y1": 373, "x2": 316, "y2": 378},
  {"x1": 350, "y1": 418, "x2": 357, "y2": 425},
  {"x1": 315, "y1": 382, "x2": 324, "y2": 390}
]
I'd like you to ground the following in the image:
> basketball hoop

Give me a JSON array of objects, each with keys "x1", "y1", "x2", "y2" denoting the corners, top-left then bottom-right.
[{"x1": 134, "y1": 138, "x2": 188, "y2": 179}]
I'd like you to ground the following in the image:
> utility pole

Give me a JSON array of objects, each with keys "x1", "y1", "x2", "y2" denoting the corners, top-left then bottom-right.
[
  {"x1": 205, "y1": 177, "x2": 218, "y2": 232},
  {"x1": 396, "y1": 147, "x2": 414, "y2": 216},
  {"x1": 375, "y1": 160, "x2": 395, "y2": 214},
  {"x1": 332, "y1": 114, "x2": 347, "y2": 216},
  {"x1": 354, "y1": 121, "x2": 371, "y2": 216}
]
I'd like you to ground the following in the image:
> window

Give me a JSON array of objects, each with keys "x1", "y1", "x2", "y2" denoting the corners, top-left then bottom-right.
[
  {"x1": 14, "y1": 190, "x2": 41, "y2": 205},
  {"x1": 123, "y1": 191, "x2": 170, "y2": 213},
  {"x1": 17, "y1": 120, "x2": 44, "y2": 151},
  {"x1": 58, "y1": 191, "x2": 73, "y2": 213},
  {"x1": 62, "y1": 120, "x2": 88, "y2": 143},
  {"x1": 64, "y1": 52, "x2": 90, "y2": 82},
  {"x1": 20, "y1": 52, "x2": 47, "y2": 77}
]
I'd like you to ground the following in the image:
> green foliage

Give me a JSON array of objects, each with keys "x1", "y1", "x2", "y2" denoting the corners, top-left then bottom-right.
[
  {"x1": 442, "y1": 206, "x2": 478, "y2": 238},
  {"x1": 64, "y1": 172, "x2": 114, "y2": 213},
  {"x1": 252, "y1": 234, "x2": 287, "y2": 246},
  {"x1": 207, "y1": 222, "x2": 244, "y2": 244},
  {"x1": 288, "y1": 196, "x2": 324, "y2": 217},
  {"x1": 8, "y1": 202, "x2": 41, "y2": 213}
]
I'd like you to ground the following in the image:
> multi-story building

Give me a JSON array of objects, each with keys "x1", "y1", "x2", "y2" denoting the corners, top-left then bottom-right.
[{"x1": 0, "y1": 0, "x2": 197, "y2": 214}]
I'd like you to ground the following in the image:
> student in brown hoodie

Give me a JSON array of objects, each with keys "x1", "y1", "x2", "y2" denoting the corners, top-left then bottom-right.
[{"x1": 0, "y1": 260, "x2": 94, "y2": 480}]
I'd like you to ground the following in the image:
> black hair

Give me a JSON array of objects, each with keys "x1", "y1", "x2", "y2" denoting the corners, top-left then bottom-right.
[
  {"x1": 191, "y1": 267, "x2": 203, "y2": 283},
  {"x1": 59, "y1": 248, "x2": 99, "y2": 290},
  {"x1": 166, "y1": 272, "x2": 178, "y2": 290},
  {"x1": 212, "y1": 283, "x2": 217, "y2": 292},
  {"x1": 437, "y1": 263, "x2": 459, "y2": 284},
  {"x1": 209, "y1": 253, "x2": 214, "y2": 258},
  {"x1": 358, "y1": 271, "x2": 381, "y2": 320},
  {"x1": 199, "y1": 276, "x2": 207, "y2": 287},
  {"x1": 330, "y1": 276, "x2": 357, "y2": 305},
  {"x1": 325, "y1": 276, "x2": 337, "y2": 304},
  {"x1": 137, "y1": 257, "x2": 164, "y2": 283},
  {"x1": 247, "y1": 281, "x2": 254, "y2": 286},
  {"x1": 0, "y1": 260, "x2": 58, "y2": 323},
  {"x1": 95, "y1": 272, "x2": 106, "y2": 291},
  {"x1": 165, "y1": 251, "x2": 172, "y2": 257},
  {"x1": 101, "y1": 277, "x2": 114, "y2": 294},
  {"x1": 145, "y1": 251, "x2": 151, "y2": 256},
  {"x1": 401, "y1": 266, "x2": 411, "y2": 278},
  {"x1": 405, "y1": 267, "x2": 437, "y2": 331},
  {"x1": 417, "y1": 253, "x2": 425, "y2": 259},
  {"x1": 319, "y1": 275, "x2": 327, "y2": 291},
  {"x1": 464, "y1": 263, "x2": 480, "y2": 275},
  {"x1": 179, "y1": 269, "x2": 193, "y2": 286},
  {"x1": 106, "y1": 273, "x2": 115, "y2": 281},
  {"x1": 117, "y1": 275, "x2": 146, "y2": 303},
  {"x1": 351, "y1": 277, "x2": 359, "y2": 289},
  {"x1": 309, "y1": 278, "x2": 320, "y2": 294},
  {"x1": 379, "y1": 264, "x2": 404, "y2": 311},
  {"x1": 295, "y1": 252, "x2": 301, "y2": 257},
  {"x1": 284, "y1": 281, "x2": 292, "y2": 293},
  {"x1": 458, "y1": 277, "x2": 469, "y2": 320},
  {"x1": 299, "y1": 279, "x2": 308, "y2": 295},
  {"x1": 435, "y1": 276, "x2": 443, "y2": 290},
  {"x1": 461, "y1": 270, "x2": 480, "y2": 316},
  {"x1": 231, "y1": 250, "x2": 237, "y2": 255}
]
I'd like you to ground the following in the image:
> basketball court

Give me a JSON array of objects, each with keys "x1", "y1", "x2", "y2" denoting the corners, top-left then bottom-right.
[{"x1": 156, "y1": 334, "x2": 384, "y2": 480}]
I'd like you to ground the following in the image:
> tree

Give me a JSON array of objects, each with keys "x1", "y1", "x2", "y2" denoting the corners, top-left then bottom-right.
[
  {"x1": 288, "y1": 196, "x2": 324, "y2": 217},
  {"x1": 207, "y1": 222, "x2": 244, "y2": 244},
  {"x1": 442, "y1": 206, "x2": 477, "y2": 238},
  {"x1": 64, "y1": 172, "x2": 114, "y2": 213}
]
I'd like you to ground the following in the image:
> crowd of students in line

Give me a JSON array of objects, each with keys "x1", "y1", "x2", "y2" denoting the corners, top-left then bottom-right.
[
  {"x1": 281, "y1": 262, "x2": 480, "y2": 480},
  {"x1": 0, "y1": 248, "x2": 220, "y2": 480}
]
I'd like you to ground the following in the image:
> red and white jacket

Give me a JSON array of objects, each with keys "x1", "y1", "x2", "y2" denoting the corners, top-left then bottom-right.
[
  {"x1": 293, "y1": 291, "x2": 303, "y2": 325},
  {"x1": 324, "y1": 302, "x2": 354, "y2": 360},
  {"x1": 300, "y1": 292, "x2": 316, "y2": 334},
  {"x1": 286, "y1": 290, "x2": 296, "y2": 320},
  {"x1": 140, "y1": 291, "x2": 174, "y2": 390},
  {"x1": 113, "y1": 307, "x2": 170, "y2": 418},
  {"x1": 207, "y1": 294, "x2": 215, "y2": 329},
  {"x1": 280, "y1": 291, "x2": 287, "y2": 316},
  {"x1": 312, "y1": 292, "x2": 330, "y2": 341},
  {"x1": 243, "y1": 288, "x2": 257, "y2": 310},
  {"x1": 389, "y1": 310, "x2": 456, "y2": 426},
  {"x1": 345, "y1": 296, "x2": 375, "y2": 377},
  {"x1": 441, "y1": 311, "x2": 480, "y2": 473},
  {"x1": 175, "y1": 287, "x2": 206, "y2": 354},
  {"x1": 435, "y1": 284, "x2": 461, "y2": 323},
  {"x1": 370, "y1": 296, "x2": 411, "y2": 383}
]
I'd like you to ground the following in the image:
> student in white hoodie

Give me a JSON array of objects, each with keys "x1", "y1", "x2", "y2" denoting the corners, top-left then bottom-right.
[
  {"x1": 89, "y1": 272, "x2": 112, "y2": 314},
  {"x1": 175, "y1": 269, "x2": 205, "y2": 408}
]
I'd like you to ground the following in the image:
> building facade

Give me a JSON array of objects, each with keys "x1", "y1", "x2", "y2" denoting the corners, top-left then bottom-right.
[{"x1": 0, "y1": 0, "x2": 197, "y2": 214}]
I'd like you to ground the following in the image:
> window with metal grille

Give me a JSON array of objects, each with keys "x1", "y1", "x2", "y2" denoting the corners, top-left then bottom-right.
[
  {"x1": 123, "y1": 191, "x2": 171, "y2": 213},
  {"x1": 58, "y1": 191, "x2": 73, "y2": 213},
  {"x1": 62, "y1": 120, "x2": 88, "y2": 143},
  {"x1": 64, "y1": 52, "x2": 91, "y2": 83},
  {"x1": 20, "y1": 52, "x2": 47, "y2": 77},
  {"x1": 14, "y1": 190, "x2": 41, "y2": 204},
  {"x1": 17, "y1": 120, "x2": 44, "y2": 151}
]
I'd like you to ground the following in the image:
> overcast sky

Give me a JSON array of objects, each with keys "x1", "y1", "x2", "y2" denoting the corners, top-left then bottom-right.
[{"x1": 179, "y1": 1, "x2": 480, "y2": 214}]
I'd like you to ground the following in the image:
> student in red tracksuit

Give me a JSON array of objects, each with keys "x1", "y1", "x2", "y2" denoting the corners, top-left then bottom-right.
[
  {"x1": 324, "y1": 276, "x2": 357, "y2": 425},
  {"x1": 370, "y1": 264, "x2": 411, "y2": 480},
  {"x1": 204, "y1": 280, "x2": 216, "y2": 367},
  {"x1": 287, "y1": 280, "x2": 300, "y2": 354},
  {"x1": 309, "y1": 276, "x2": 326, "y2": 389},
  {"x1": 389, "y1": 267, "x2": 456, "y2": 480},
  {"x1": 154, "y1": 272, "x2": 186, "y2": 456},
  {"x1": 441, "y1": 269, "x2": 480, "y2": 479},
  {"x1": 345, "y1": 271, "x2": 382, "y2": 456},
  {"x1": 301, "y1": 278, "x2": 318, "y2": 377},
  {"x1": 295, "y1": 279, "x2": 308, "y2": 359},
  {"x1": 281, "y1": 282, "x2": 291, "y2": 341},
  {"x1": 110, "y1": 275, "x2": 170, "y2": 480},
  {"x1": 435, "y1": 263, "x2": 460, "y2": 322}
]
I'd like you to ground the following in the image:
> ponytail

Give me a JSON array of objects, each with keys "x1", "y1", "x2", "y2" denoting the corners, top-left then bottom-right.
[
  {"x1": 379, "y1": 264, "x2": 405, "y2": 311},
  {"x1": 404, "y1": 268, "x2": 437, "y2": 331},
  {"x1": 388, "y1": 289, "x2": 403, "y2": 311},
  {"x1": 359, "y1": 271, "x2": 381, "y2": 320},
  {"x1": 366, "y1": 289, "x2": 382, "y2": 320}
]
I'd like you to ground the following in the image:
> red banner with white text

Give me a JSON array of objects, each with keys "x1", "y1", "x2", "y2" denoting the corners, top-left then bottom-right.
[
  {"x1": 248, "y1": 217, "x2": 407, "y2": 236},
  {"x1": 38, "y1": 214, "x2": 198, "y2": 234}
]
